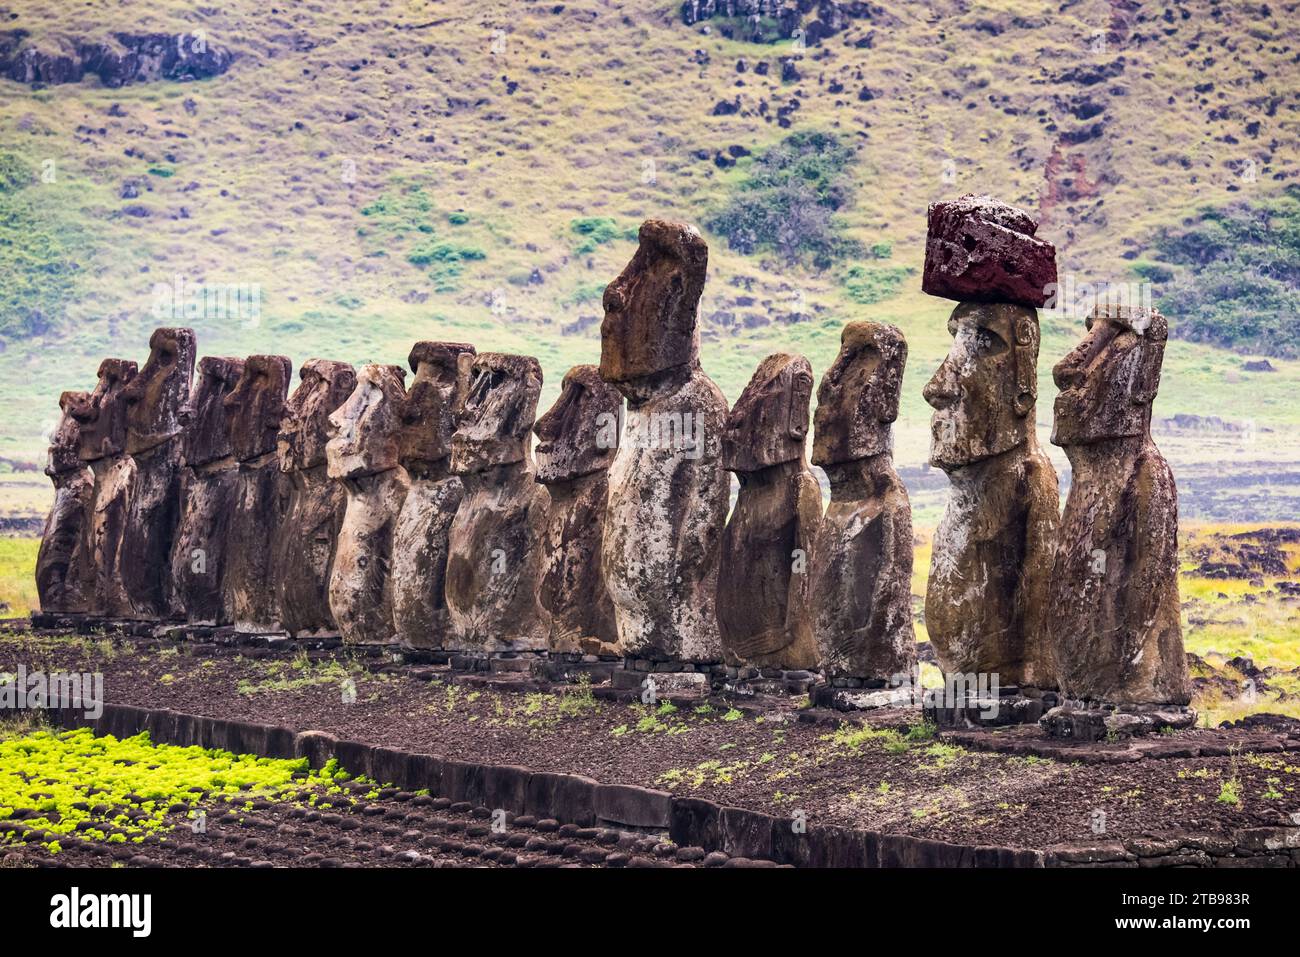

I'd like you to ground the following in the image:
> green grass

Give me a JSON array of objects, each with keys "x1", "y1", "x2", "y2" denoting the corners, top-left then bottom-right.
[{"x1": 0, "y1": 538, "x2": 39, "y2": 617}]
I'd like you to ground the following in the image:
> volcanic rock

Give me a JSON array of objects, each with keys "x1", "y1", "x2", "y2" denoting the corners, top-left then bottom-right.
[{"x1": 922, "y1": 194, "x2": 1057, "y2": 307}]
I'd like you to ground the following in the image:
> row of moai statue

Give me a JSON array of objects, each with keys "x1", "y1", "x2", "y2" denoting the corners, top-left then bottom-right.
[{"x1": 36, "y1": 199, "x2": 1190, "y2": 720}]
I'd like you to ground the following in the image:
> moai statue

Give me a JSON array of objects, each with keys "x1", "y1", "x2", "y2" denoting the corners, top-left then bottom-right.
[
  {"x1": 36, "y1": 392, "x2": 93, "y2": 614},
  {"x1": 391, "y1": 342, "x2": 475, "y2": 650},
  {"x1": 922, "y1": 195, "x2": 1060, "y2": 696},
  {"x1": 169, "y1": 356, "x2": 245, "y2": 625},
  {"x1": 444, "y1": 353, "x2": 551, "y2": 652},
  {"x1": 327, "y1": 363, "x2": 410, "y2": 645},
  {"x1": 121, "y1": 327, "x2": 196, "y2": 618},
  {"x1": 68, "y1": 358, "x2": 138, "y2": 617},
  {"x1": 1046, "y1": 305, "x2": 1191, "y2": 722},
  {"x1": 599, "y1": 220, "x2": 729, "y2": 663},
  {"x1": 275, "y1": 359, "x2": 357, "y2": 637},
  {"x1": 808, "y1": 325, "x2": 916, "y2": 688},
  {"x1": 717, "y1": 354, "x2": 821, "y2": 671},
  {"x1": 223, "y1": 355, "x2": 292, "y2": 632},
  {"x1": 534, "y1": 364, "x2": 621, "y2": 655}
]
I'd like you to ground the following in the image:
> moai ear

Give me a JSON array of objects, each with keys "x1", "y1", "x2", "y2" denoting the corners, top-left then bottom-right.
[
  {"x1": 787, "y1": 368, "x2": 813, "y2": 440},
  {"x1": 453, "y1": 352, "x2": 476, "y2": 418},
  {"x1": 879, "y1": 335, "x2": 907, "y2": 425},
  {"x1": 1013, "y1": 315, "x2": 1038, "y2": 419},
  {"x1": 1130, "y1": 337, "x2": 1165, "y2": 408}
]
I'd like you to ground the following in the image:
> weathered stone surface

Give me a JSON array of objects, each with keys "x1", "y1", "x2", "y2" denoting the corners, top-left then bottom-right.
[
  {"x1": 717, "y1": 354, "x2": 820, "y2": 669},
  {"x1": 391, "y1": 342, "x2": 474, "y2": 649},
  {"x1": 68, "y1": 358, "x2": 138, "y2": 617},
  {"x1": 1048, "y1": 305, "x2": 1190, "y2": 706},
  {"x1": 534, "y1": 364, "x2": 621, "y2": 654},
  {"x1": 327, "y1": 363, "x2": 410, "y2": 645},
  {"x1": 223, "y1": 355, "x2": 292, "y2": 632},
  {"x1": 922, "y1": 194, "x2": 1057, "y2": 307},
  {"x1": 808, "y1": 323, "x2": 916, "y2": 681},
  {"x1": 121, "y1": 327, "x2": 195, "y2": 618},
  {"x1": 169, "y1": 356, "x2": 244, "y2": 624},
  {"x1": 924, "y1": 303, "x2": 1060, "y2": 688},
  {"x1": 599, "y1": 220, "x2": 729, "y2": 662},
  {"x1": 445, "y1": 353, "x2": 550, "y2": 652},
  {"x1": 36, "y1": 392, "x2": 93, "y2": 613},
  {"x1": 275, "y1": 359, "x2": 356, "y2": 637}
]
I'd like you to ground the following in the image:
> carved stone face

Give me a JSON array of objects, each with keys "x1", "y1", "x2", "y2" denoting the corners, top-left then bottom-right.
[
  {"x1": 279, "y1": 359, "x2": 357, "y2": 472},
  {"x1": 923, "y1": 302, "x2": 1039, "y2": 470},
  {"x1": 326, "y1": 363, "x2": 407, "y2": 479},
  {"x1": 812, "y1": 323, "x2": 906, "y2": 467},
  {"x1": 123, "y1": 327, "x2": 196, "y2": 455},
  {"x1": 71, "y1": 358, "x2": 137, "y2": 463},
  {"x1": 224, "y1": 355, "x2": 292, "y2": 463},
  {"x1": 1052, "y1": 305, "x2": 1167, "y2": 447},
  {"x1": 599, "y1": 219, "x2": 708, "y2": 384},
  {"x1": 397, "y1": 342, "x2": 476, "y2": 470},
  {"x1": 47, "y1": 391, "x2": 87, "y2": 476},
  {"x1": 450, "y1": 353, "x2": 542, "y2": 475},
  {"x1": 182, "y1": 356, "x2": 245, "y2": 468},
  {"x1": 534, "y1": 364, "x2": 621, "y2": 484},
  {"x1": 724, "y1": 354, "x2": 814, "y2": 473}
]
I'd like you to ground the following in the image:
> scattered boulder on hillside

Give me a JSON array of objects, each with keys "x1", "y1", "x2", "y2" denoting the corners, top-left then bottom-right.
[
  {"x1": 1243, "y1": 359, "x2": 1276, "y2": 372},
  {"x1": 0, "y1": 31, "x2": 235, "y2": 88}
]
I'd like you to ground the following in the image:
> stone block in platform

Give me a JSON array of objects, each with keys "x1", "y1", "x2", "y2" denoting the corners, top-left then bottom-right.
[
  {"x1": 811, "y1": 682, "x2": 915, "y2": 711},
  {"x1": 1040, "y1": 703, "x2": 1198, "y2": 741},
  {"x1": 925, "y1": 692, "x2": 1053, "y2": 728}
]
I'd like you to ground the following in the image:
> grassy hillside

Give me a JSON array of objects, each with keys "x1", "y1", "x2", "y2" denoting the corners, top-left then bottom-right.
[{"x1": 0, "y1": 0, "x2": 1297, "y2": 520}]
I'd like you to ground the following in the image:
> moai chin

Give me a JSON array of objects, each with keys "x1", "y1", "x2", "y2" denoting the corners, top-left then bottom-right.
[
  {"x1": 923, "y1": 260, "x2": 1061, "y2": 688},
  {"x1": 444, "y1": 352, "x2": 551, "y2": 652},
  {"x1": 598, "y1": 220, "x2": 729, "y2": 663},
  {"x1": 169, "y1": 356, "x2": 244, "y2": 625},
  {"x1": 275, "y1": 359, "x2": 357, "y2": 637},
  {"x1": 807, "y1": 324, "x2": 917, "y2": 683},
  {"x1": 121, "y1": 327, "x2": 196, "y2": 619},
  {"x1": 391, "y1": 342, "x2": 475, "y2": 650},
  {"x1": 223, "y1": 355, "x2": 292, "y2": 632},
  {"x1": 1047, "y1": 305, "x2": 1190, "y2": 708},
  {"x1": 534, "y1": 364, "x2": 621, "y2": 655},
  {"x1": 327, "y1": 363, "x2": 410, "y2": 645},
  {"x1": 717, "y1": 354, "x2": 821, "y2": 670},
  {"x1": 36, "y1": 392, "x2": 93, "y2": 615},
  {"x1": 68, "y1": 358, "x2": 138, "y2": 617}
]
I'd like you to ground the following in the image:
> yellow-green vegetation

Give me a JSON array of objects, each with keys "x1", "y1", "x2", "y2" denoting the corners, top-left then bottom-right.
[
  {"x1": 0, "y1": 723, "x2": 375, "y2": 857},
  {"x1": 0, "y1": 537, "x2": 39, "y2": 617},
  {"x1": 430, "y1": 674, "x2": 601, "y2": 731},
  {"x1": 235, "y1": 652, "x2": 365, "y2": 697}
]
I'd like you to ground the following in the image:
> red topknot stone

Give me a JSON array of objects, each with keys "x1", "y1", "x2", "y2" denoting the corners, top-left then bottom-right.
[{"x1": 922, "y1": 194, "x2": 1057, "y2": 307}]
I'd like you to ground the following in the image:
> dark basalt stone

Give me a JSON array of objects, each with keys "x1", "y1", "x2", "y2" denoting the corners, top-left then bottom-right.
[
  {"x1": 36, "y1": 391, "x2": 93, "y2": 614},
  {"x1": 922, "y1": 194, "x2": 1058, "y2": 307}
]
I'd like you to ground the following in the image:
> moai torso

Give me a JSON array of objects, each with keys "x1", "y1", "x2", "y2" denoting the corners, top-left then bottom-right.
[
  {"x1": 36, "y1": 392, "x2": 93, "y2": 614},
  {"x1": 1049, "y1": 306, "x2": 1189, "y2": 706},
  {"x1": 808, "y1": 324, "x2": 916, "y2": 681},
  {"x1": 121, "y1": 327, "x2": 196, "y2": 618},
  {"x1": 69, "y1": 359, "x2": 138, "y2": 617},
  {"x1": 223, "y1": 355, "x2": 292, "y2": 632},
  {"x1": 327, "y1": 363, "x2": 410, "y2": 645},
  {"x1": 599, "y1": 220, "x2": 729, "y2": 663},
  {"x1": 391, "y1": 342, "x2": 475, "y2": 649},
  {"x1": 922, "y1": 196, "x2": 1060, "y2": 690},
  {"x1": 534, "y1": 364, "x2": 621, "y2": 655},
  {"x1": 170, "y1": 356, "x2": 244, "y2": 624},
  {"x1": 444, "y1": 353, "x2": 551, "y2": 652},
  {"x1": 275, "y1": 359, "x2": 357, "y2": 637},
  {"x1": 718, "y1": 354, "x2": 821, "y2": 670}
]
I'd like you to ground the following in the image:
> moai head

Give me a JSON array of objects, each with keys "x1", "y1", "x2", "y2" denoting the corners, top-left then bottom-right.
[
  {"x1": 923, "y1": 302, "x2": 1040, "y2": 471},
  {"x1": 223, "y1": 355, "x2": 292, "y2": 464},
  {"x1": 599, "y1": 219, "x2": 708, "y2": 385},
  {"x1": 723, "y1": 354, "x2": 814, "y2": 473},
  {"x1": 534, "y1": 364, "x2": 622, "y2": 484},
  {"x1": 1052, "y1": 305, "x2": 1168, "y2": 447},
  {"x1": 396, "y1": 342, "x2": 476, "y2": 472},
  {"x1": 47, "y1": 391, "x2": 88, "y2": 476},
  {"x1": 123, "y1": 327, "x2": 197, "y2": 455},
  {"x1": 71, "y1": 358, "x2": 138, "y2": 463},
  {"x1": 812, "y1": 323, "x2": 907, "y2": 467},
  {"x1": 326, "y1": 363, "x2": 407, "y2": 480},
  {"x1": 181, "y1": 356, "x2": 245, "y2": 469},
  {"x1": 279, "y1": 359, "x2": 358, "y2": 473},
  {"x1": 450, "y1": 353, "x2": 542, "y2": 476}
]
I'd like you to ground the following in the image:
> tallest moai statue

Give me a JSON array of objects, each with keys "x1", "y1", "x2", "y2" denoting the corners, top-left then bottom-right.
[
  {"x1": 599, "y1": 220, "x2": 729, "y2": 663},
  {"x1": 922, "y1": 195, "x2": 1061, "y2": 695}
]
